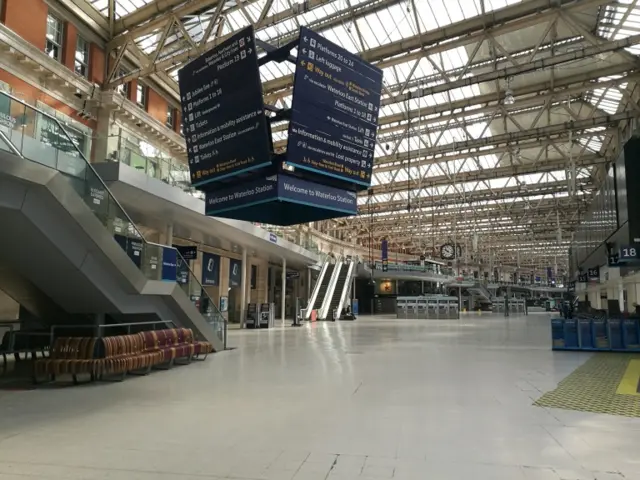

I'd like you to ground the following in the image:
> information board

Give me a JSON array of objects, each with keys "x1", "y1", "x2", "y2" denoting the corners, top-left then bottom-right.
[
  {"x1": 286, "y1": 26, "x2": 383, "y2": 188},
  {"x1": 205, "y1": 174, "x2": 357, "y2": 217},
  {"x1": 178, "y1": 26, "x2": 271, "y2": 187}
]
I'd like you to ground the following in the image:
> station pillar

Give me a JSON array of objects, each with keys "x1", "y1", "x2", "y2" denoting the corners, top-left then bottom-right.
[
  {"x1": 281, "y1": 257, "x2": 287, "y2": 325},
  {"x1": 240, "y1": 248, "x2": 247, "y2": 328},
  {"x1": 164, "y1": 223, "x2": 173, "y2": 245}
]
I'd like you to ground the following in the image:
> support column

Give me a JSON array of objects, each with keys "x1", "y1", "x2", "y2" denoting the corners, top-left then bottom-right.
[
  {"x1": 94, "y1": 313, "x2": 105, "y2": 337},
  {"x1": 619, "y1": 282, "x2": 626, "y2": 313},
  {"x1": 90, "y1": 102, "x2": 116, "y2": 163},
  {"x1": 307, "y1": 267, "x2": 312, "y2": 302},
  {"x1": 281, "y1": 257, "x2": 287, "y2": 325},
  {"x1": 164, "y1": 224, "x2": 174, "y2": 246},
  {"x1": 240, "y1": 248, "x2": 247, "y2": 328}
]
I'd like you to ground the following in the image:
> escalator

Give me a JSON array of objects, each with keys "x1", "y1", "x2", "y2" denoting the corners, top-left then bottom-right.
[
  {"x1": 324, "y1": 263, "x2": 351, "y2": 320},
  {"x1": 305, "y1": 264, "x2": 334, "y2": 318},
  {"x1": 0, "y1": 92, "x2": 224, "y2": 350}
]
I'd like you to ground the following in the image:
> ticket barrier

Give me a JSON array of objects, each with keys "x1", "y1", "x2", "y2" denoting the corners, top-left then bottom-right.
[
  {"x1": 396, "y1": 299, "x2": 409, "y2": 319},
  {"x1": 438, "y1": 300, "x2": 449, "y2": 318},
  {"x1": 509, "y1": 299, "x2": 526, "y2": 314},
  {"x1": 448, "y1": 299, "x2": 459, "y2": 319},
  {"x1": 416, "y1": 299, "x2": 427, "y2": 319},
  {"x1": 396, "y1": 296, "x2": 460, "y2": 319},
  {"x1": 427, "y1": 300, "x2": 438, "y2": 317},
  {"x1": 551, "y1": 317, "x2": 640, "y2": 351}
]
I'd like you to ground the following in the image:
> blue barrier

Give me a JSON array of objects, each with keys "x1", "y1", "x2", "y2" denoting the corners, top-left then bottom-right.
[{"x1": 550, "y1": 317, "x2": 640, "y2": 352}]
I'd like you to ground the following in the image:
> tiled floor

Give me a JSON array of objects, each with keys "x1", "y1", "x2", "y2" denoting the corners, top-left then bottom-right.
[{"x1": 0, "y1": 314, "x2": 640, "y2": 479}]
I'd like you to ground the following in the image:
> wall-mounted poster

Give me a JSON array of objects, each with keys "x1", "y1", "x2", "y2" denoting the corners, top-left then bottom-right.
[
  {"x1": 202, "y1": 252, "x2": 220, "y2": 286},
  {"x1": 229, "y1": 259, "x2": 242, "y2": 287}
]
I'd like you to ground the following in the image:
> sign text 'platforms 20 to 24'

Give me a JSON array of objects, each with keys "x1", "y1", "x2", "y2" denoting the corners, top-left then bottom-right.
[
  {"x1": 178, "y1": 26, "x2": 271, "y2": 188},
  {"x1": 286, "y1": 26, "x2": 383, "y2": 189}
]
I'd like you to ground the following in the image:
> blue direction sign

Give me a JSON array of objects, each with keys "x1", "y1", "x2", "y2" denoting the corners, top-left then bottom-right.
[
  {"x1": 286, "y1": 26, "x2": 383, "y2": 188},
  {"x1": 178, "y1": 26, "x2": 271, "y2": 188}
]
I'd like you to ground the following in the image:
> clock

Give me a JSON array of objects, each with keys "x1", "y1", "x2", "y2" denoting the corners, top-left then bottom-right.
[{"x1": 440, "y1": 243, "x2": 456, "y2": 260}]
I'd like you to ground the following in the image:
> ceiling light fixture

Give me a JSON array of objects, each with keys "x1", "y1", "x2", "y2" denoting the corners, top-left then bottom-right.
[{"x1": 504, "y1": 77, "x2": 515, "y2": 105}]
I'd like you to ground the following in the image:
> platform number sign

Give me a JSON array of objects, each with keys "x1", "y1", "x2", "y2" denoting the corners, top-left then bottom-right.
[
  {"x1": 619, "y1": 246, "x2": 638, "y2": 261},
  {"x1": 578, "y1": 272, "x2": 588, "y2": 283},
  {"x1": 587, "y1": 267, "x2": 600, "y2": 281}
]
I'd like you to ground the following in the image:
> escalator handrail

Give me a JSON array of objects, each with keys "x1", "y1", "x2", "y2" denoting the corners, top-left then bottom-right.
[
  {"x1": 319, "y1": 255, "x2": 344, "y2": 320},
  {"x1": 304, "y1": 255, "x2": 330, "y2": 319},
  {"x1": 334, "y1": 260, "x2": 355, "y2": 319}
]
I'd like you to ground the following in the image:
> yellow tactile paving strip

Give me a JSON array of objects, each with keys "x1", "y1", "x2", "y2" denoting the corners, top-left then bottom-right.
[{"x1": 535, "y1": 353, "x2": 640, "y2": 417}]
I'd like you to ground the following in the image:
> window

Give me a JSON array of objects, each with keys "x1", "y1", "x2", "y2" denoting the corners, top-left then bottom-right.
[
  {"x1": 136, "y1": 84, "x2": 146, "y2": 108},
  {"x1": 166, "y1": 106, "x2": 174, "y2": 129},
  {"x1": 75, "y1": 36, "x2": 89, "y2": 77},
  {"x1": 115, "y1": 70, "x2": 129, "y2": 97},
  {"x1": 45, "y1": 15, "x2": 64, "y2": 61}
]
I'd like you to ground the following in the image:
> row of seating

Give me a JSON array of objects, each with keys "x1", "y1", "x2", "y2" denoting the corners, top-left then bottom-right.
[{"x1": 33, "y1": 328, "x2": 213, "y2": 383}]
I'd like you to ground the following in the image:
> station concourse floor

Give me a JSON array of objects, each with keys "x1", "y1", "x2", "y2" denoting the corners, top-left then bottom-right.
[{"x1": 0, "y1": 314, "x2": 639, "y2": 479}]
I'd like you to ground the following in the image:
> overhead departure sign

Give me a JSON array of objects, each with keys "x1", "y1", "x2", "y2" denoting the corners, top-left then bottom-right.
[
  {"x1": 178, "y1": 26, "x2": 271, "y2": 188},
  {"x1": 286, "y1": 26, "x2": 383, "y2": 189}
]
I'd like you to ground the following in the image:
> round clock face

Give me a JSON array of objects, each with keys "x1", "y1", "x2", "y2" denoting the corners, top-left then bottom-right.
[{"x1": 441, "y1": 243, "x2": 455, "y2": 260}]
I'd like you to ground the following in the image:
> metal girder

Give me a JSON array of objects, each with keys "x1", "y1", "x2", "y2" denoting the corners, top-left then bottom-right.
[
  {"x1": 368, "y1": 154, "x2": 603, "y2": 196},
  {"x1": 270, "y1": 65, "x2": 638, "y2": 137},
  {"x1": 113, "y1": 0, "x2": 188, "y2": 35},
  {"x1": 109, "y1": 0, "x2": 230, "y2": 49},
  {"x1": 383, "y1": 33, "x2": 640, "y2": 106},
  {"x1": 378, "y1": 111, "x2": 635, "y2": 168},
  {"x1": 373, "y1": 131, "x2": 608, "y2": 171},
  {"x1": 362, "y1": 178, "x2": 593, "y2": 213},
  {"x1": 341, "y1": 200, "x2": 586, "y2": 232},
  {"x1": 108, "y1": 0, "x2": 363, "y2": 86},
  {"x1": 261, "y1": 0, "x2": 612, "y2": 95}
]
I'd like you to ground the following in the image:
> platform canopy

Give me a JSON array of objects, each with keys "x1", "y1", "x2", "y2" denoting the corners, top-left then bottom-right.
[{"x1": 70, "y1": 0, "x2": 640, "y2": 270}]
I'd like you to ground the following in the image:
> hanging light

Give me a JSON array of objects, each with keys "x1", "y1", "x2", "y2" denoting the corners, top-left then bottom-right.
[{"x1": 504, "y1": 77, "x2": 515, "y2": 105}]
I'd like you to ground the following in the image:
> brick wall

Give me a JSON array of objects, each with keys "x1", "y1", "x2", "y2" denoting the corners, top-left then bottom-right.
[
  {"x1": 2, "y1": 0, "x2": 48, "y2": 50},
  {"x1": 147, "y1": 88, "x2": 168, "y2": 125},
  {"x1": 62, "y1": 23, "x2": 77, "y2": 71},
  {"x1": 89, "y1": 44, "x2": 105, "y2": 85},
  {"x1": 0, "y1": 69, "x2": 95, "y2": 129}
]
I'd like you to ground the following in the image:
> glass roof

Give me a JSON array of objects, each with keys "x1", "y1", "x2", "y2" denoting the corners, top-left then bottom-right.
[{"x1": 79, "y1": 0, "x2": 640, "y2": 268}]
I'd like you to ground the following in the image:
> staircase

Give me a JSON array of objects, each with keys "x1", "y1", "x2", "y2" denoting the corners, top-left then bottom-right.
[
  {"x1": 0, "y1": 91, "x2": 225, "y2": 350},
  {"x1": 326, "y1": 264, "x2": 350, "y2": 320},
  {"x1": 469, "y1": 282, "x2": 492, "y2": 304}
]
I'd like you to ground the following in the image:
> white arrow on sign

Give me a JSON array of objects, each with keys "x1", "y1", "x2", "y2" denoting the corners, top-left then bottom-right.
[
  {"x1": 248, "y1": 48, "x2": 253, "y2": 54},
  {"x1": 302, "y1": 48, "x2": 307, "y2": 54},
  {"x1": 303, "y1": 36, "x2": 308, "y2": 42}
]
